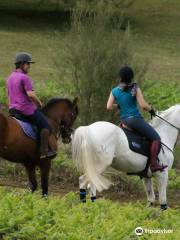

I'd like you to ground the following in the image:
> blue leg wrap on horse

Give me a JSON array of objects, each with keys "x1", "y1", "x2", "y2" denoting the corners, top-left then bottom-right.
[
  {"x1": 161, "y1": 204, "x2": 168, "y2": 210},
  {"x1": 91, "y1": 196, "x2": 96, "y2": 202},
  {"x1": 80, "y1": 189, "x2": 86, "y2": 203}
]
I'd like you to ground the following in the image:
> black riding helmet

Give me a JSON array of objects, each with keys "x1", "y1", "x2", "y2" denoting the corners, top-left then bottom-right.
[
  {"x1": 119, "y1": 66, "x2": 134, "y2": 84},
  {"x1": 14, "y1": 52, "x2": 35, "y2": 64}
]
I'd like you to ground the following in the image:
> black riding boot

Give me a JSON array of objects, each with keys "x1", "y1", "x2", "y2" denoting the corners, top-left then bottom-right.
[
  {"x1": 40, "y1": 129, "x2": 56, "y2": 159},
  {"x1": 150, "y1": 140, "x2": 167, "y2": 172}
]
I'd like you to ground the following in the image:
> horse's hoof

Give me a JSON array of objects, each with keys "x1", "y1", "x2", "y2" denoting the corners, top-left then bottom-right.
[
  {"x1": 42, "y1": 194, "x2": 48, "y2": 199},
  {"x1": 147, "y1": 202, "x2": 154, "y2": 207},
  {"x1": 160, "y1": 204, "x2": 168, "y2": 211}
]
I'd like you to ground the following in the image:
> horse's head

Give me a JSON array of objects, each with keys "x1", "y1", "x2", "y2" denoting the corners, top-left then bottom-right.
[
  {"x1": 42, "y1": 97, "x2": 79, "y2": 144},
  {"x1": 60, "y1": 97, "x2": 79, "y2": 143}
]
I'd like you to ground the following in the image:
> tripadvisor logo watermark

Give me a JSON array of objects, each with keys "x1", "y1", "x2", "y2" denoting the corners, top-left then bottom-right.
[
  {"x1": 135, "y1": 227, "x2": 173, "y2": 236},
  {"x1": 135, "y1": 227, "x2": 144, "y2": 236}
]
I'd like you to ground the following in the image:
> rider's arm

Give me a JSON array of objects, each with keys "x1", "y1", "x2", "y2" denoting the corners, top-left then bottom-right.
[
  {"x1": 6, "y1": 88, "x2": 10, "y2": 106},
  {"x1": 107, "y1": 92, "x2": 118, "y2": 110},
  {"x1": 22, "y1": 76, "x2": 42, "y2": 108},
  {"x1": 27, "y1": 91, "x2": 42, "y2": 108},
  {"x1": 136, "y1": 88, "x2": 152, "y2": 112}
]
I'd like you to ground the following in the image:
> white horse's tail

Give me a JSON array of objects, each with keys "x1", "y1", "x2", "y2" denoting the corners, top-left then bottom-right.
[{"x1": 72, "y1": 126, "x2": 111, "y2": 192}]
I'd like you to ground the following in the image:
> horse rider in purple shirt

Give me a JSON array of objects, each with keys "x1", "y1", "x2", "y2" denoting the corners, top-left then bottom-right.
[{"x1": 7, "y1": 52, "x2": 56, "y2": 159}]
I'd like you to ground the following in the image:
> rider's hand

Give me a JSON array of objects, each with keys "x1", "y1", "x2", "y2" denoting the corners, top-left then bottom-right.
[{"x1": 38, "y1": 101, "x2": 44, "y2": 109}]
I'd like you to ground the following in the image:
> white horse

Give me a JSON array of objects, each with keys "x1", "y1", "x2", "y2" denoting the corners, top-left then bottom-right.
[{"x1": 72, "y1": 104, "x2": 180, "y2": 210}]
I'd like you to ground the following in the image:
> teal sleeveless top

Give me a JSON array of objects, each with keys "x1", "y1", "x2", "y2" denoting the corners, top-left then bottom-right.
[{"x1": 112, "y1": 85, "x2": 141, "y2": 120}]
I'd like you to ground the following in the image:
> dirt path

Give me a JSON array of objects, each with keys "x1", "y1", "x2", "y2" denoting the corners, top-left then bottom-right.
[
  {"x1": 0, "y1": 176, "x2": 77, "y2": 197},
  {"x1": 0, "y1": 175, "x2": 179, "y2": 208}
]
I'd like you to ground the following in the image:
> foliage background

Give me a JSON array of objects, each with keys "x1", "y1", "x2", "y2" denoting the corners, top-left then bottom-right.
[{"x1": 0, "y1": 0, "x2": 180, "y2": 239}]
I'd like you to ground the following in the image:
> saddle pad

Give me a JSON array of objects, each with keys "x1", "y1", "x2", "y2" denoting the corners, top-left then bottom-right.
[
  {"x1": 14, "y1": 118, "x2": 38, "y2": 140},
  {"x1": 122, "y1": 127, "x2": 150, "y2": 157}
]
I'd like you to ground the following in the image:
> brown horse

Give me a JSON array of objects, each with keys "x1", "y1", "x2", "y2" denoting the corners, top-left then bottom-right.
[{"x1": 0, "y1": 97, "x2": 78, "y2": 196}]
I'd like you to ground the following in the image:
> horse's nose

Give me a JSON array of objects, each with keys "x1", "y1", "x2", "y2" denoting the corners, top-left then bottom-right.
[{"x1": 62, "y1": 137, "x2": 71, "y2": 144}]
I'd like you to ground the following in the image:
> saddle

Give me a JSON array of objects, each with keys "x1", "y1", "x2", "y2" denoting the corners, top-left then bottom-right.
[
  {"x1": 121, "y1": 124, "x2": 150, "y2": 157},
  {"x1": 10, "y1": 109, "x2": 39, "y2": 140},
  {"x1": 14, "y1": 118, "x2": 38, "y2": 140},
  {"x1": 10, "y1": 110, "x2": 58, "y2": 157},
  {"x1": 120, "y1": 124, "x2": 151, "y2": 178}
]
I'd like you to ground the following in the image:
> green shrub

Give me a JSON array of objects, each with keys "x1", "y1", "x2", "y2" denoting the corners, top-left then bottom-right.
[
  {"x1": 62, "y1": 0, "x2": 146, "y2": 125},
  {"x1": 0, "y1": 188, "x2": 179, "y2": 239}
]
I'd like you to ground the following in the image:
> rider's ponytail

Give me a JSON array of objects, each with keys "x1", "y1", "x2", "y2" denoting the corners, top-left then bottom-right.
[{"x1": 120, "y1": 82, "x2": 138, "y2": 96}]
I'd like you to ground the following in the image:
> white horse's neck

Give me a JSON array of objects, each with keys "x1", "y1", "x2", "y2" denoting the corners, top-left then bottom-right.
[
  {"x1": 156, "y1": 123, "x2": 178, "y2": 150},
  {"x1": 152, "y1": 105, "x2": 180, "y2": 151}
]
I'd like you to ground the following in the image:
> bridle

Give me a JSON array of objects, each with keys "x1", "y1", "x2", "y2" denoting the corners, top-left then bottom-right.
[
  {"x1": 60, "y1": 122, "x2": 74, "y2": 136},
  {"x1": 41, "y1": 99, "x2": 78, "y2": 142},
  {"x1": 57, "y1": 111, "x2": 76, "y2": 142},
  {"x1": 50, "y1": 117, "x2": 74, "y2": 142}
]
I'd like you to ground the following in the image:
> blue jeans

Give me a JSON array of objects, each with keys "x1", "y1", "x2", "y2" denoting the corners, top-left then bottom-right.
[
  {"x1": 121, "y1": 117, "x2": 160, "y2": 141},
  {"x1": 26, "y1": 110, "x2": 51, "y2": 131}
]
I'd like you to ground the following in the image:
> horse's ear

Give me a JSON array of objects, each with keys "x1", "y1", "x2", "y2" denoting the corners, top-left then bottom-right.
[{"x1": 73, "y1": 97, "x2": 78, "y2": 105}]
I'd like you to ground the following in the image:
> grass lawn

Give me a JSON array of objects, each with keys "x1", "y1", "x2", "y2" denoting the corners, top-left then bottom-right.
[
  {"x1": 0, "y1": 1, "x2": 179, "y2": 102},
  {"x1": 129, "y1": 0, "x2": 180, "y2": 83}
]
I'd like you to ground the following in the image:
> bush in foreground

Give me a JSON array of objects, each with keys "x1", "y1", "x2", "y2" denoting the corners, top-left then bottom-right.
[{"x1": 0, "y1": 187, "x2": 179, "y2": 240}]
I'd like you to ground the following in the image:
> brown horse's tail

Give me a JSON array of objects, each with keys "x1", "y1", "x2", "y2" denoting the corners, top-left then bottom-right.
[{"x1": 0, "y1": 112, "x2": 8, "y2": 149}]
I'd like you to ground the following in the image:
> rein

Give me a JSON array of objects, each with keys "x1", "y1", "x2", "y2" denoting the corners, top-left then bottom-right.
[
  {"x1": 155, "y1": 114, "x2": 180, "y2": 132},
  {"x1": 154, "y1": 113, "x2": 180, "y2": 153},
  {"x1": 161, "y1": 142, "x2": 174, "y2": 154}
]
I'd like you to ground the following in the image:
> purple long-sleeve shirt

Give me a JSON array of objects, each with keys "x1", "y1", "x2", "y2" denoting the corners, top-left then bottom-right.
[{"x1": 7, "y1": 69, "x2": 37, "y2": 115}]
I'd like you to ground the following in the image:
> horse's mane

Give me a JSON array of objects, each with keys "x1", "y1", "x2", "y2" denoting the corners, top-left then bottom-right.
[
  {"x1": 42, "y1": 97, "x2": 78, "y2": 113},
  {"x1": 151, "y1": 104, "x2": 180, "y2": 128}
]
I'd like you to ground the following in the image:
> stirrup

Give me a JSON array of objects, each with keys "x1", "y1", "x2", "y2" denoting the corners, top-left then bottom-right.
[
  {"x1": 40, "y1": 154, "x2": 47, "y2": 159},
  {"x1": 40, "y1": 151, "x2": 57, "y2": 159},
  {"x1": 46, "y1": 151, "x2": 57, "y2": 158}
]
